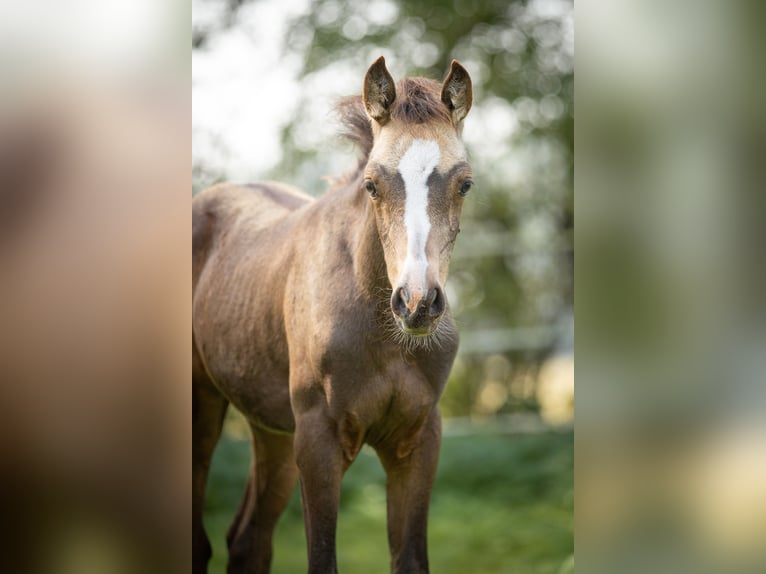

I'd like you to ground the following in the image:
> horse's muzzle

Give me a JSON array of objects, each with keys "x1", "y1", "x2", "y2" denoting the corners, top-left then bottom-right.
[{"x1": 391, "y1": 284, "x2": 445, "y2": 334}]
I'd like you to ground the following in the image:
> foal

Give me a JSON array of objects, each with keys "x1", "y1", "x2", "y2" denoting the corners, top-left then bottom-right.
[{"x1": 193, "y1": 57, "x2": 473, "y2": 574}]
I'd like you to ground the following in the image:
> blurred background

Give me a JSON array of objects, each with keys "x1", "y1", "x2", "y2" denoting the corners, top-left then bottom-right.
[
  {"x1": 576, "y1": 1, "x2": 766, "y2": 573},
  {"x1": 193, "y1": 0, "x2": 574, "y2": 572}
]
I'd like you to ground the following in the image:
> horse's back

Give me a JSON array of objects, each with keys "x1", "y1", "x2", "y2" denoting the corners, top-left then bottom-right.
[{"x1": 192, "y1": 182, "x2": 312, "y2": 286}]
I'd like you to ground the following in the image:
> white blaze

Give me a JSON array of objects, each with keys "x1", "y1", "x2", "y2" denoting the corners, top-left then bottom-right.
[{"x1": 397, "y1": 139, "x2": 440, "y2": 294}]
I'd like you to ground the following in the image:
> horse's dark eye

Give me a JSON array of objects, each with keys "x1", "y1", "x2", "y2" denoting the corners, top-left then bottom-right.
[
  {"x1": 364, "y1": 179, "x2": 378, "y2": 198},
  {"x1": 459, "y1": 179, "x2": 473, "y2": 196}
]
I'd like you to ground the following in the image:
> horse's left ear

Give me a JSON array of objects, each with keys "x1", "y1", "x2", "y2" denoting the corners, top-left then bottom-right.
[{"x1": 441, "y1": 60, "x2": 473, "y2": 126}]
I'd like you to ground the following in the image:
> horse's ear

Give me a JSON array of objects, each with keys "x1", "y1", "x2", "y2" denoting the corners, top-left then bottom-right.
[
  {"x1": 363, "y1": 56, "x2": 396, "y2": 125},
  {"x1": 441, "y1": 60, "x2": 473, "y2": 126}
]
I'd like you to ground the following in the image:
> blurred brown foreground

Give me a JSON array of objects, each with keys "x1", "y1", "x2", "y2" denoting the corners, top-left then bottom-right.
[{"x1": 0, "y1": 76, "x2": 190, "y2": 573}]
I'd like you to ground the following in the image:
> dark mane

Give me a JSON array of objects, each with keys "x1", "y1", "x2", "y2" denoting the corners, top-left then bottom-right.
[
  {"x1": 333, "y1": 78, "x2": 450, "y2": 188},
  {"x1": 336, "y1": 96, "x2": 374, "y2": 160}
]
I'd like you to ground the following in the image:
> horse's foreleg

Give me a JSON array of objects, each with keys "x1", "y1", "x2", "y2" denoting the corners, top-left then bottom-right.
[
  {"x1": 293, "y1": 407, "x2": 346, "y2": 574},
  {"x1": 227, "y1": 426, "x2": 298, "y2": 574},
  {"x1": 377, "y1": 409, "x2": 441, "y2": 574},
  {"x1": 193, "y1": 374, "x2": 229, "y2": 574}
]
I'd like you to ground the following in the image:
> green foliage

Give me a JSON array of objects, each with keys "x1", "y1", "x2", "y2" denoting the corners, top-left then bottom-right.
[{"x1": 204, "y1": 429, "x2": 573, "y2": 573}]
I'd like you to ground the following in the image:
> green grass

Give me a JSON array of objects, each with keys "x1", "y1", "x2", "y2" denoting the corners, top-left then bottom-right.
[{"x1": 204, "y1": 426, "x2": 573, "y2": 574}]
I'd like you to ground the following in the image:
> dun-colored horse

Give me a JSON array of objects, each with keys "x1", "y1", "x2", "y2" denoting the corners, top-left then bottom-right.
[{"x1": 193, "y1": 57, "x2": 473, "y2": 574}]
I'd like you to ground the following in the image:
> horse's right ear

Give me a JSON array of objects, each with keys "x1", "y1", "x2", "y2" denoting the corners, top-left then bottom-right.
[{"x1": 363, "y1": 56, "x2": 396, "y2": 125}]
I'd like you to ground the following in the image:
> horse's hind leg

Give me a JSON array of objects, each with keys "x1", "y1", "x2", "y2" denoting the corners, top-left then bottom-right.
[
  {"x1": 193, "y1": 371, "x2": 229, "y2": 574},
  {"x1": 226, "y1": 424, "x2": 298, "y2": 574}
]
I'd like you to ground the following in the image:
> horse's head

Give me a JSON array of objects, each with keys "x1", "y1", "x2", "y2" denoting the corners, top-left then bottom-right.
[{"x1": 361, "y1": 57, "x2": 473, "y2": 338}]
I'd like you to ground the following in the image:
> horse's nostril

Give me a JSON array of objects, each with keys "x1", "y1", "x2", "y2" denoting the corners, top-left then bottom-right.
[
  {"x1": 428, "y1": 286, "x2": 445, "y2": 317},
  {"x1": 400, "y1": 285, "x2": 410, "y2": 306},
  {"x1": 391, "y1": 286, "x2": 409, "y2": 318}
]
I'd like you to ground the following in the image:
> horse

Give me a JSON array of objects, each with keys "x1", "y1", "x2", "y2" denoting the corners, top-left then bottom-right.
[{"x1": 192, "y1": 56, "x2": 473, "y2": 574}]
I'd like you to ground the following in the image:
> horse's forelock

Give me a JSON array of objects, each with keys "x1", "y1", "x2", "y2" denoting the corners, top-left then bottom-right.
[{"x1": 391, "y1": 78, "x2": 452, "y2": 126}]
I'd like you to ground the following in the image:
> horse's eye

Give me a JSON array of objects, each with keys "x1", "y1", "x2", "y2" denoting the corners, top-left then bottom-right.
[
  {"x1": 364, "y1": 179, "x2": 378, "y2": 198},
  {"x1": 459, "y1": 179, "x2": 473, "y2": 197}
]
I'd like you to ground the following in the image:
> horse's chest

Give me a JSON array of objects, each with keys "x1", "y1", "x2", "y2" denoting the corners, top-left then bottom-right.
[
  {"x1": 331, "y1": 359, "x2": 437, "y2": 453},
  {"x1": 381, "y1": 366, "x2": 433, "y2": 414}
]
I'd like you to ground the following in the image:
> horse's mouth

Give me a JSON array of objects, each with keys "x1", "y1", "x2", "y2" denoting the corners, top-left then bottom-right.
[
  {"x1": 403, "y1": 326, "x2": 432, "y2": 337},
  {"x1": 394, "y1": 316, "x2": 439, "y2": 337}
]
